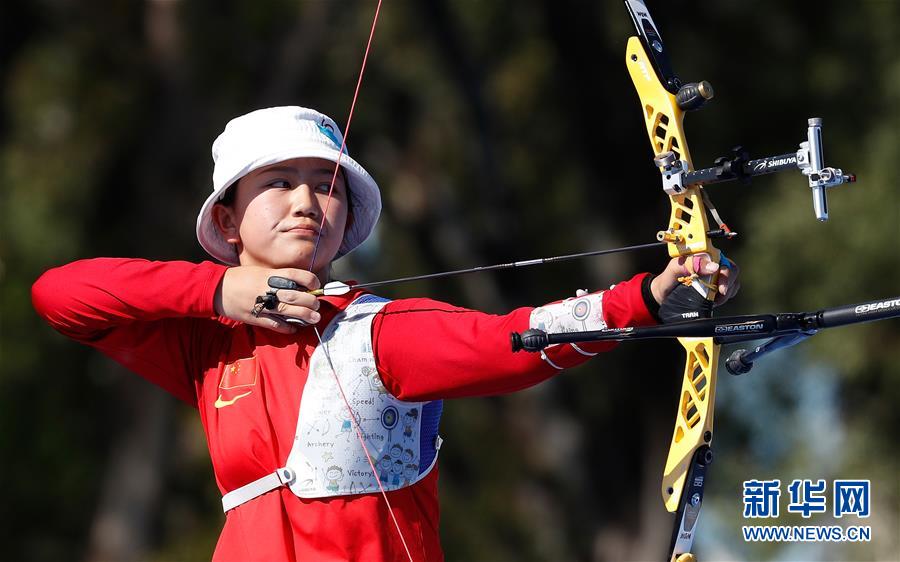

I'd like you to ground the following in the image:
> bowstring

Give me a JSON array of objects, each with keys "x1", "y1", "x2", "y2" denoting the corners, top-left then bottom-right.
[
  {"x1": 309, "y1": 0, "x2": 381, "y2": 273},
  {"x1": 313, "y1": 326, "x2": 414, "y2": 562},
  {"x1": 305, "y1": 2, "x2": 415, "y2": 561}
]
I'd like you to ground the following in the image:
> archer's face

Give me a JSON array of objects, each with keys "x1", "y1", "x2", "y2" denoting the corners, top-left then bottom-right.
[{"x1": 213, "y1": 158, "x2": 350, "y2": 275}]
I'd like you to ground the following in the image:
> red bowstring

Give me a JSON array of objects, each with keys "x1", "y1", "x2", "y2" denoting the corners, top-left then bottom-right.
[
  {"x1": 312, "y1": 330, "x2": 415, "y2": 561},
  {"x1": 309, "y1": 0, "x2": 381, "y2": 272},
  {"x1": 306, "y1": 2, "x2": 415, "y2": 561}
]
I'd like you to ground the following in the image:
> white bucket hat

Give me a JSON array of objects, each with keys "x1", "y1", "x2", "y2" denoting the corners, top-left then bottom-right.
[{"x1": 196, "y1": 106, "x2": 381, "y2": 265}]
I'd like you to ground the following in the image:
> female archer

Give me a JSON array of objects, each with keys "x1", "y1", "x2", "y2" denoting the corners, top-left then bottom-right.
[{"x1": 32, "y1": 106, "x2": 738, "y2": 561}]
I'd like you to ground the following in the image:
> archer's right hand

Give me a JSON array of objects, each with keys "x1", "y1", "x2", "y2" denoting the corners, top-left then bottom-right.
[{"x1": 214, "y1": 266, "x2": 322, "y2": 333}]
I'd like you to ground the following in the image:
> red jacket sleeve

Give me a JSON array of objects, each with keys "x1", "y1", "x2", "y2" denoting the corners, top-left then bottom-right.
[
  {"x1": 31, "y1": 258, "x2": 229, "y2": 405},
  {"x1": 372, "y1": 273, "x2": 656, "y2": 401}
]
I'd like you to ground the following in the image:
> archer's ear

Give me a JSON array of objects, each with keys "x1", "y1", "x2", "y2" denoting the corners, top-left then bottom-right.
[{"x1": 211, "y1": 203, "x2": 241, "y2": 244}]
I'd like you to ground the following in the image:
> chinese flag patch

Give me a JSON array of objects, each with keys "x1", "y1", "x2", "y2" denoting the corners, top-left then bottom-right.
[{"x1": 220, "y1": 357, "x2": 258, "y2": 390}]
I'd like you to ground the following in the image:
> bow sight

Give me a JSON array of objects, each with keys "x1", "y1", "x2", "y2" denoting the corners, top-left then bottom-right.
[{"x1": 654, "y1": 118, "x2": 855, "y2": 223}]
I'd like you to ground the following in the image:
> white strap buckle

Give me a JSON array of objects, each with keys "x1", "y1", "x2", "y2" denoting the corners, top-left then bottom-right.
[{"x1": 221, "y1": 467, "x2": 296, "y2": 512}]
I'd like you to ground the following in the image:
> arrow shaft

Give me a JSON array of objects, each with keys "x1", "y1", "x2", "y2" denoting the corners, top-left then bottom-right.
[{"x1": 339, "y1": 240, "x2": 667, "y2": 293}]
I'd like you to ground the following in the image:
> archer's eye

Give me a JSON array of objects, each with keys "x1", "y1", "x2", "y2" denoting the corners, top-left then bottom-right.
[
  {"x1": 315, "y1": 182, "x2": 334, "y2": 193},
  {"x1": 267, "y1": 179, "x2": 292, "y2": 189}
]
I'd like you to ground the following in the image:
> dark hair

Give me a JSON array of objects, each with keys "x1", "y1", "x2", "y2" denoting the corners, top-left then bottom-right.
[{"x1": 217, "y1": 182, "x2": 237, "y2": 207}]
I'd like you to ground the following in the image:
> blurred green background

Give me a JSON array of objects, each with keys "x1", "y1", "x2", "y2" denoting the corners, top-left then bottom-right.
[{"x1": 2, "y1": 1, "x2": 898, "y2": 561}]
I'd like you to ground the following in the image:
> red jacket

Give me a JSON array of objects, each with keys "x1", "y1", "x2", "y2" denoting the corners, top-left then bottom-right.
[{"x1": 32, "y1": 258, "x2": 655, "y2": 561}]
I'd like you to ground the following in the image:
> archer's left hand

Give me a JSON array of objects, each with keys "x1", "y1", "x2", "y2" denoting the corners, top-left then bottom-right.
[{"x1": 650, "y1": 254, "x2": 740, "y2": 307}]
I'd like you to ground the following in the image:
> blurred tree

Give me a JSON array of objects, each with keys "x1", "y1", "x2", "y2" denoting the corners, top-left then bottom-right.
[{"x1": 2, "y1": 0, "x2": 896, "y2": 561}]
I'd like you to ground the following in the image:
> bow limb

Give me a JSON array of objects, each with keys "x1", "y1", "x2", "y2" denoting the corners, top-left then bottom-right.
[{"x1": 624, "y1": 10, "x2": 722, "y2": 562}]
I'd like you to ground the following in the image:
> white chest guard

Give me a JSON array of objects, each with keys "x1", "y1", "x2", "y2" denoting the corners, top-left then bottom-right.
[{"x1": 221, "y1": 295, "x2": 443, "y2": 512}]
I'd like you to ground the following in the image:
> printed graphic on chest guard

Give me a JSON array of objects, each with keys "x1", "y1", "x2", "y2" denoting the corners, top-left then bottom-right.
[{"x1": 287, "y1": 299, "x2": 432, "y2": 498}]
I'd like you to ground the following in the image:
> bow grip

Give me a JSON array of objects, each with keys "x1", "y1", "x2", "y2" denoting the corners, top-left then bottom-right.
[{"x1": 658, "y1": 277, "x2": 716, "y2": 324}]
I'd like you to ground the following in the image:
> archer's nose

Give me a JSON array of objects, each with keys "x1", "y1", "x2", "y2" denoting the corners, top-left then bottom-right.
[{"x1": 290, "y1": 184, "x2": 320, "y2": 219}]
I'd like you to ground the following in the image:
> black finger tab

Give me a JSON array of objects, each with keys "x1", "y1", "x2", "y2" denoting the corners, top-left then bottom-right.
[{"x1": 268, "y1": 276, "x2": 302, "y2": 291}]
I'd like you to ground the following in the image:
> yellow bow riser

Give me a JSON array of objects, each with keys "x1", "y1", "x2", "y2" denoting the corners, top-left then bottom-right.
[{"x1": 625, "y1": 35, "x2": 722, "y2": 520}]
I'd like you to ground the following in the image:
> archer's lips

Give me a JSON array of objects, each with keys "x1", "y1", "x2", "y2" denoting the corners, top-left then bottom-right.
[{"x1": 284, "y1": 225, "x2": 321, "y2": 237}]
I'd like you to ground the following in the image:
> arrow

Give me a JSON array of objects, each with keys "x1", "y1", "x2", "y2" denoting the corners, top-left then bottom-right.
[{"x1": 299, "y1": 240, "x2": 669, "y2": 297}]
